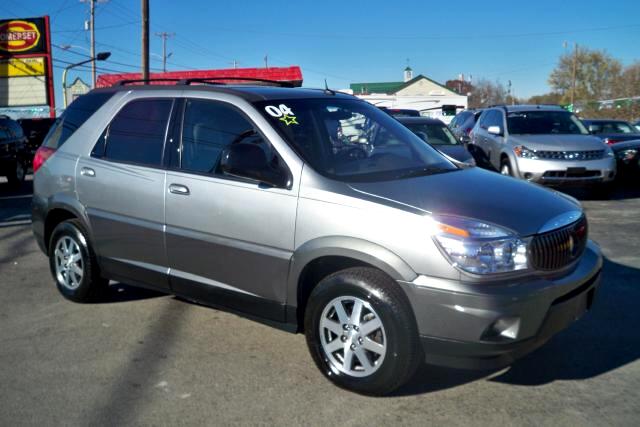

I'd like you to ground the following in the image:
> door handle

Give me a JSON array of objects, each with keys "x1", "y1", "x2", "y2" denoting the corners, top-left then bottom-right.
[
  {"x1": 80, "y1": 167, "x2": 96, "y2": 177},
  {"x1": 169, "y1": 183, "x2": 190, "y2": 195}
]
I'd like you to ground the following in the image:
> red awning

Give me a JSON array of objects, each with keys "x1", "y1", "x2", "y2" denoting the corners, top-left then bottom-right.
[{"x1": 96, "y1": 66, "x2": 303, "y2": 88}]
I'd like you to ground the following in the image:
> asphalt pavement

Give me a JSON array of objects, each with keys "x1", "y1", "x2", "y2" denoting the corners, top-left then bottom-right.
[{"x1": 1, "y1": 176, "x2": 639, "y2": 426}]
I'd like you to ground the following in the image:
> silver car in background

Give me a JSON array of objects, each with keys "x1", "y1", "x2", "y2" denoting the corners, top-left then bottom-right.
[
  {"x1": 471, "y1": 105, "x2": 616, "y2": 187},
  {"x1": 32, "y1": 85, "x2": 602, "y2": 395}
]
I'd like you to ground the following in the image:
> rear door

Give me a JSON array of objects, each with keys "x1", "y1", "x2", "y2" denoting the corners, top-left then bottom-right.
[
  {"x1": 164, "y1": 97, "x2": 298, "y2": 321},
  {"x1": 76, "y1": 97, "x2": 176, "y2": 291}
]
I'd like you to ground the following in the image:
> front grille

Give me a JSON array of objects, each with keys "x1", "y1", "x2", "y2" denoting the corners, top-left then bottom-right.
[
  {"x1": 530, "y1": 216, "x2": 588, "y2": 271},
  {"x1": 543, "y1": 170, "x2": 601, "y2": 178},
  {"x1": 535, "y1": 150, "x2": 605, "y2": 160}
]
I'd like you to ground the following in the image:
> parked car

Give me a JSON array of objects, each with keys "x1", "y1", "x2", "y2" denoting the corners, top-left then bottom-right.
[
  {"x1": 0, "y1": 115, "x2": 29, "y2": 186},
  {"x1": 396, "y1": 116, "x2": 475, "y2": 165},
  {"x1": 33, "y1": 84, "x2": 601, "y2": 395},
  {"x1": 449, "y1": 109, "x2": 482, "y2": 144},
  {"x1": 380, "y1": 107, "x2": 421, "y2": 117},
  {"x1": 18, "y1": 117, "x2": 56, "y2": 158},
  {"x1": 582, "y1": 119, "x2": 640, "y2": 145},
  {"x1": 470, "y1": 105, "x2": 616, "y2": 189},
  {"x1": 610, "y1": 139, "x2": 640, "y2": 178}
]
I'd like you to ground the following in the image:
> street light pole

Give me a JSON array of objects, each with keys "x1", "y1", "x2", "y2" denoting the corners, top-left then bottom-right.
[{"x1": 62, "y1": 52, "x2": 111, "y2": 108}]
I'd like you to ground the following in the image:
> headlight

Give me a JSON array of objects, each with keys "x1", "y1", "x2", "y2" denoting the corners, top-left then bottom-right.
[
  {"x1": 513, "y1": 145, "x2": 537, "y2": 159},
  {"x1": 616, "y1": 148, "x2": 638, "y2": 161},
  {"x1": 429, "y1": 216, "x2": 528, "y2": 274}
]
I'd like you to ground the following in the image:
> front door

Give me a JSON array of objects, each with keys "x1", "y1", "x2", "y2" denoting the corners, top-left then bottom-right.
[{"x1": 164, "y1": 98, "x2": 298, "y2": 321}]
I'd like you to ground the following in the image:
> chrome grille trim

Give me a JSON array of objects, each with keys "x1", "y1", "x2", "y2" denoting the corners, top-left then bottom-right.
[{"x1": 530, "y1": 216, "x2": 588, "y2": 271}]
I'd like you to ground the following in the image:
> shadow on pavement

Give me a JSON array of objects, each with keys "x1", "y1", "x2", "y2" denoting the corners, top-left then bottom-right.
[
  {"x1": 99, "y1": 283, "x2": 167, "y2": 304},
  {"x1": 392, "y1": 257, "x2": 640, "y2": 396}
]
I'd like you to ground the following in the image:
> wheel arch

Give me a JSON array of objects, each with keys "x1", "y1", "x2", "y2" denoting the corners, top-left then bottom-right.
[
  {"x1": 44, "y1": 195, "x2": 92, "y2": 252},
  {"x1": 287, "y1": 237, "x2": 417, "y2": 330}
]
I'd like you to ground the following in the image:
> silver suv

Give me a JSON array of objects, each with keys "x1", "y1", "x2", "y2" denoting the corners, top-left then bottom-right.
[
  {"x1": 471, "y1": 105, "x2": 616, "y2": 186},
  {"x1": 32, "y1": 82, "x2": 602, "y2": 395}
]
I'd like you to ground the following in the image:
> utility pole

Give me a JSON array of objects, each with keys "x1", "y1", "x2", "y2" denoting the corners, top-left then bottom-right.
[
  {"x1": 264, "y1": 54, "x2": 268, "y2": 69},
  {"x1": 155, "y1": 32, "x2": 175, "y2": 73},
  {"x1": 90, "y1": 0, "x2": 95, "y2": 87},
  {"x1": 230, "y1": 60, "x2": 239, "y2": 69},
  {"x1": 570, "y1": 43, "x2": 578, "y2": 109},
  {"x1": 142, "y1": 0, "x2": 149, "y2": 80},
  {"x1": 81, "y1": 0, "x2": 108, "y2": 88}
]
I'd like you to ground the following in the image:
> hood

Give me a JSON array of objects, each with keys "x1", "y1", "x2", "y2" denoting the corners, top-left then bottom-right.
[
  {"x1": 436, "y1": 145, "x2": 474, "y2": 164},
  {"x1": 347, "y1": 167, "x2": 580, "y2": 236},
  {"x1": 611, "y1": 139, "x2": 640, "y2": 151},
  {"x1": 508, "y1": 134, "x2": 605, "y2": 151},
  {"x1": 593, "y1": 134, "x2": 640, "y2": 143}
]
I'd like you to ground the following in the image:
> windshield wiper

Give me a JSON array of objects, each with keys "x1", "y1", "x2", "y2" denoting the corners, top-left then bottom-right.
[{"x1": 396, "y1": 166, "x2": 455, "y2": 179}]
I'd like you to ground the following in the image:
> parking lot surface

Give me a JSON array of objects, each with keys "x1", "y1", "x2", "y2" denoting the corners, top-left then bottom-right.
[{"x1": 1, "y1": 177, "x2": 639, "y2": 426}]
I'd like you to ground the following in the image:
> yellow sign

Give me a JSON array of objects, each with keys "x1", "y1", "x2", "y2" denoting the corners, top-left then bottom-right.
[{"x1": 0, "y1": 57, "x2": 45, "y2": 77}]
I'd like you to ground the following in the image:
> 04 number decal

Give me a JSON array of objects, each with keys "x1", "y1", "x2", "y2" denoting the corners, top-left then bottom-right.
[{"x1": 265, "y1": 104, "x2": 298, "y2": 126}]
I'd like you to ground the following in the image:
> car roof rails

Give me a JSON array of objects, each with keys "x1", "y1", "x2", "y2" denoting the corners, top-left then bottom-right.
[
  {"x1": 176, "y1": 77, "x2": 295, "y2": 88},
  {"x1": 114, "y1": 78, "x2": 182, "y2": 86}
]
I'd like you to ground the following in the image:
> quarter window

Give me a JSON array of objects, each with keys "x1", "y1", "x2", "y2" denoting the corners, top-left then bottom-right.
[
  {"x1": 99, "y1": 99, "x2": 173, "y2": 167},
  {"x1": 44, "y1": 92, "x2": 114, "y2": 149}
]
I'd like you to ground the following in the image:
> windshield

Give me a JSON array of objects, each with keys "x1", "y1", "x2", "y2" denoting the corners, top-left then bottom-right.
[
  {"x1": 254, "y1": 98, "x2": 457, "y2": 182},
  {"x1": 587, "y1": 121, "x2": 638, "y2": 134},
  {"x1": 507, "y1": 111, "x2": 588, "y2": 135},
  {"x1": 403, "y1": 122, "x2": 460, "y2": 145}
]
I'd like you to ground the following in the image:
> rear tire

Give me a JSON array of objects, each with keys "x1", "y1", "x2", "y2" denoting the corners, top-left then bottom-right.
[
  {"x1": 6, "y1": 160, "x2": 26, "y2": 187},
  {"x1": 48, "y1": 219, "x2": 108, "y2": 302},
  {"x1": 304, "y1": 267, "x2": 422, "y2": 395}
]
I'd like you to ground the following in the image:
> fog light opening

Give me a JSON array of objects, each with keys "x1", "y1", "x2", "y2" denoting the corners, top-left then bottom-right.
[{"x1": 481, "y1": 317, "x2": 521, "y2": 341}]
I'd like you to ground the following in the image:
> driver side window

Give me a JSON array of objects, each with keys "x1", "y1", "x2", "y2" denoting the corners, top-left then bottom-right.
[{"x1": 180, "y1": 99, "x2": 269, "y2": 175}]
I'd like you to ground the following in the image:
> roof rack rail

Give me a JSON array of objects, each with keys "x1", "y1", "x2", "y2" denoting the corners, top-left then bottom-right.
[
  {"x1": 177, "y1": 77, "x2": 295, "y2": 88},
  {"x1": 114, "y1": 78, "x2": 182, "y2": 86}
]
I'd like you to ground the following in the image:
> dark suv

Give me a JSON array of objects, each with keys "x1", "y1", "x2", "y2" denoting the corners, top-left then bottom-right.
[{"x1": 0, "y1": 115, "x2": 29, "y2": 187}]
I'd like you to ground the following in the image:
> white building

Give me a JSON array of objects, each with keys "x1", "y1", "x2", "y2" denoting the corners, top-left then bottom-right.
[{"x1": 345, "y1": 67, "x2": 467, "y2": 124}]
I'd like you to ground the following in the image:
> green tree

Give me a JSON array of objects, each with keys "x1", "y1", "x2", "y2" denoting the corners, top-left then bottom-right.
[{"x1": 549, "y1": 46, "x2": 622, "y2": 104}]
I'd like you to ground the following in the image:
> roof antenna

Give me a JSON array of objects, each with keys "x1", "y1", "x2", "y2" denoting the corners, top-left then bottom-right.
[{"x1": 324, "y1": 78, "x2": 336, "y2": 95}]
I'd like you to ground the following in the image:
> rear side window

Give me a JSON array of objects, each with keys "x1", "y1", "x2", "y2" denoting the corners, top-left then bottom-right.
[
  {"x1": 43, "y1": 92, "x2": 114, "y2": 149},
  {"x1": 96, "y1": 99, "x2": 173, "y2": 167}
]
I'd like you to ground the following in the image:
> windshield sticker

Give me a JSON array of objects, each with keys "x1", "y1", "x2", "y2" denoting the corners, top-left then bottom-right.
[{"x1": 265, "y1": 104, "x2": 298, "y2": 126}]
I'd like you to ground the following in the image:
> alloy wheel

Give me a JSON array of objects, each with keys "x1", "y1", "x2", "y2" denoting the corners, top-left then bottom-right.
[
  {"x1": 54, "y1": 236, "x2": 84, "y2": 290},
  {"x1": 319, "y1": 296, "x2": 387, "y2": 378}
]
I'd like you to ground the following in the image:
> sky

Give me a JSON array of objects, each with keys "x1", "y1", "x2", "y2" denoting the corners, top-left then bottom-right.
[{"x1": 1, "y1": 0, "x2": 639, "y2": 110}]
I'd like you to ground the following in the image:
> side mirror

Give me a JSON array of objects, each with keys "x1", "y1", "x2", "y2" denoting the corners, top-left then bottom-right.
[
  {"x1": 220, "y1": 143, "x2": 290, "y2": 188},
  {"x1": 487, "y1": 125, "x2": 503, "y2": 136}
]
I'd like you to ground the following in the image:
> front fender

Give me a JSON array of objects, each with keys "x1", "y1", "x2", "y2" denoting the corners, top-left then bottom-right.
[{"x1": 286, "y1": 236, "x2": 417, "y2": 307}]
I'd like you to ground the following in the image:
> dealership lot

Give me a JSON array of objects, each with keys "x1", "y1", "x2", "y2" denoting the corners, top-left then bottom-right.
[{"x1": 1, "y1": 177, "x2": 639, "y2": 425}]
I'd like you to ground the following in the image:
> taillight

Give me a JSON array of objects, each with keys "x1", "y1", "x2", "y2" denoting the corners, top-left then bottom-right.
[
  {"x1": 33, "y1": 146, "x2": 56, "y2": 173},
  {"x1": 464, "y1": 127, "x2": 472, "y2": 135},
  {"x1": 604, "y1": 138, "x2": 620, "y2": 145}
]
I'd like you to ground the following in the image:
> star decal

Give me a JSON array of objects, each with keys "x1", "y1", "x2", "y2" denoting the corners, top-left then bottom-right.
[{"x1": 279, "y1": 114, "x2": 298, "y2": 126}]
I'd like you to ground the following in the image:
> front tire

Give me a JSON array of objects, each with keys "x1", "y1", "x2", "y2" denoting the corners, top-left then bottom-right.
[
  {"x1": 500, "y1": 157, "x2": 513, "y2": 176},
  {"x1": 304, "y1": 267, "x2": 422, "y2": 395},
  {"x1": 48, "y1": 219, "x2": 108, "y2": 302}
]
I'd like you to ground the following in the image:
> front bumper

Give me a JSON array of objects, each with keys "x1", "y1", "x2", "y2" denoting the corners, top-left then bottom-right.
[
  {"x1": 398, "y1": 240, "x2": 602, "y2": 370},
  {"x1": 514, "y1": 157, "x2": 616, "y2": 185}
]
